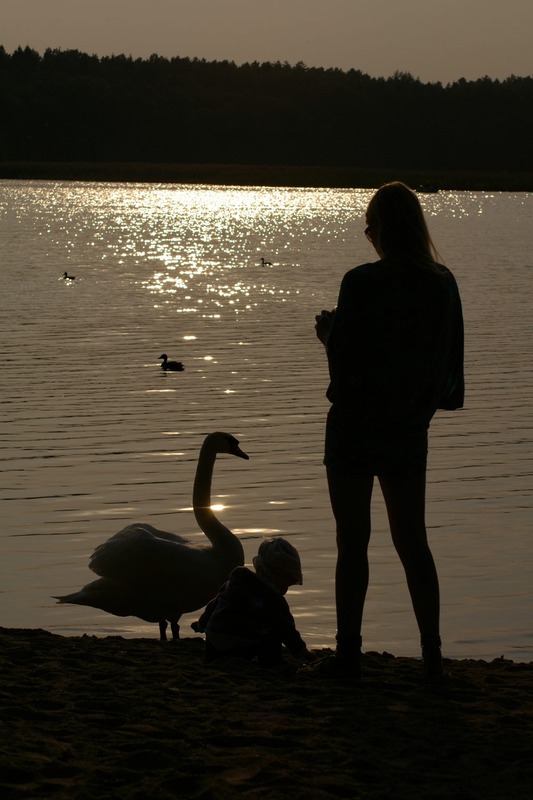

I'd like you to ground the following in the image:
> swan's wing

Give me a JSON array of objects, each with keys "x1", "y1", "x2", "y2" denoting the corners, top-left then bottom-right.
[
  {"x1": 89, "y1": 524, "x2": 196, "y2": 583},
  {"x1": 138, "y1": 524, "x2": 191, "y2": 546}
]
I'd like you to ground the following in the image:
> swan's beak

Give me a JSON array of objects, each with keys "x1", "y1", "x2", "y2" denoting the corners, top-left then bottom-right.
[
  {"x1": 230, "y1": 438, "x2": 249, "y2": 459},
  {"x1": 234, "y1": 445, "x2": 249, "y2": 460}
]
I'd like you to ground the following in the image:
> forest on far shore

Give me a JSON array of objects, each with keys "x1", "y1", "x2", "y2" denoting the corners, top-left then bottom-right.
[{"x1": 1, "y1": 46, "x2": 532, "y2": 190}]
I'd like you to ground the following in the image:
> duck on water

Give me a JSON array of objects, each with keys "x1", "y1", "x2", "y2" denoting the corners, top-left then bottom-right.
[{"x1": 159, "y1": 353, "x2": 184, "y2": 371}]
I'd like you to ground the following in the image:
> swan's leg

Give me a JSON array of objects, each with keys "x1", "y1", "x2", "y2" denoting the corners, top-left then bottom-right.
[
  {"x1": 159, "y1": 620, "x2": 168, "y2": 641},
  {"x1": 170, "y1": 621, "x2": 180, "y2": 640}
]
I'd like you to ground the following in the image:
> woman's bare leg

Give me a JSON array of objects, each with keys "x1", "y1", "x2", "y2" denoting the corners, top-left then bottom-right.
[
  {"x1": 326, "y1": 469, "x2": 374, "y2": 642},
  {"x1": 378, "y1": 471, "x2": 440, "y2": 638}
]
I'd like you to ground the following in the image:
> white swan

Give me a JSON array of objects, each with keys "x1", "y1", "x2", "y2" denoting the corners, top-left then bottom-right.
[
  {"x1": 54, "y1": 432, "x2": 248, "y2": 640},
  {"x1": 159, "y1": 353, "x2": 184, "y2": 371}
]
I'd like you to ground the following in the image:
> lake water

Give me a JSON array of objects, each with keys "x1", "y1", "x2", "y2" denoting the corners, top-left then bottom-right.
[{"x1": 1, "y1": 180, "x2": 531, "y2": 662}]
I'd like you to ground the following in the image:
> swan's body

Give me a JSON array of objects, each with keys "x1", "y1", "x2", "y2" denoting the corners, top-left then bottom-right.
[
  {"x1": 61, "y1": 272, "x2": 75, "y2": 281},
  {"x1": 159, "y1": 353, "x2": 184, "y2": 371},
  {"x1": 54, "y1": 432, "x2": 248, "y2": 639}
]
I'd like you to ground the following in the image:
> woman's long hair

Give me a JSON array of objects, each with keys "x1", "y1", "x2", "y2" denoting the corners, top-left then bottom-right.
[{"x1": 365, "y1": 181, "x2": 441, "y2": 268}]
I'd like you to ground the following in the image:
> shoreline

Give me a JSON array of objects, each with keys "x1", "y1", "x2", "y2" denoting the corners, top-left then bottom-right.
[
  {"x1": 2, "y1": 626, "x2": 532, "y2": 799},
  {"x1": 1, "y1": 161, "x2": 532, "y2": 191}
]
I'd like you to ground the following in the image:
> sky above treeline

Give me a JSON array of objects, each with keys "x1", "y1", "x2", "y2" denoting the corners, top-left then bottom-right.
[{"x1": 1, "y1": 0, "x2": 532, "y2": 85}]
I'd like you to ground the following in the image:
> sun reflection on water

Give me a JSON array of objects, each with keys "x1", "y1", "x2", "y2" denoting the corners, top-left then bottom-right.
[{"x1": 78, "y1": 183, "x2": 369, "y2": 316}]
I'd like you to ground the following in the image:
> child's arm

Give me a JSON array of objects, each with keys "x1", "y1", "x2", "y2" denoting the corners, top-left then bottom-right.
[
  {"x1": 264, "y1": 594, "x2": 309, "y2": 657},
  {"x1": 191, "y1": 591, "x2": 221, "y2": 633}
]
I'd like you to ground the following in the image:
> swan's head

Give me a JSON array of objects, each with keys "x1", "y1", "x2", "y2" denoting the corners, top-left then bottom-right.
[
  {"x1": 204, "y1": 432, "x2": 249, "y2": 460},
  {"x1": 159, "y1": 354, "x2": 168, "y2": 360}
]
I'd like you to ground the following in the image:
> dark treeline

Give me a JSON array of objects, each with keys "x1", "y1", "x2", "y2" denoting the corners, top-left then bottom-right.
[{"x1": 1, "y1": 46, "x2": 532, "y2": 183}]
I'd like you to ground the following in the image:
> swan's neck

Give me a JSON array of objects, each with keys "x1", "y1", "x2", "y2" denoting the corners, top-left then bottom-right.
[{"x1": 193, "y1": 443, "x2": 243, "y2": 561}]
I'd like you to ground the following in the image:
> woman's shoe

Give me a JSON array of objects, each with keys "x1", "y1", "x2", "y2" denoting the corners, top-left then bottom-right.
[
  {"x1": 421, "y1": 634, "x2": 446, "y2": 681},
  {"x1": 307, "y1": 634, "x2": 362, "y2": 684}
]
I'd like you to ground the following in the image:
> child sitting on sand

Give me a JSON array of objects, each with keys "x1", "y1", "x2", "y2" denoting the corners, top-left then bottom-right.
[{"x1": 192, "y1": 537, "x2": 310, "y2": 667}]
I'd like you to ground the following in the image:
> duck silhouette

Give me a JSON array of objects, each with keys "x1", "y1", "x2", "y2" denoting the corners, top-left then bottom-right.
[
  {"x1": 54, "y1": 432, "x2": 249, "y2": 640},
  {"x1": 61, "y1": 272, "x2": 75, "y2": 281},
  {"x1": 159, "y1": 354, "x2": 184, "y2": 371},
  {"x1": 259, "y1": 257, "x2": 272, "y2": 266}
]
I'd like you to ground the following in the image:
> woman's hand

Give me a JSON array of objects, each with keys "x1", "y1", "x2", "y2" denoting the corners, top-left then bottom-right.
[{"x1": 315, "y1": 308, "x2": 336, "y2": 346}]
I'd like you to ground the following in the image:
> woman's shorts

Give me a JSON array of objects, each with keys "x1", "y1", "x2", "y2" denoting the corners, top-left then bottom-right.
[{"x1": 324, "y1": 405, "x2": 429, "y2": 476}]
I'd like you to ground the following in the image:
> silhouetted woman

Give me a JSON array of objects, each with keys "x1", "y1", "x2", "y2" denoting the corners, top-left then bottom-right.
[{"x1": 315, "y1": 182, "x2": 464, "y2": 681}]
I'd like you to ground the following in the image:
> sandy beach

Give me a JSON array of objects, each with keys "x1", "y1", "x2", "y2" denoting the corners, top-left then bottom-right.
[{"x1": 1, "y1": 628, "x2": 532, "y2": 799}]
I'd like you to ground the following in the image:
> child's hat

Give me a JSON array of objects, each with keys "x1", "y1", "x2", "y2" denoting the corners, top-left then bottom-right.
[{"x1": 253, "y1": 537, "x2": 303, "y2": 585}]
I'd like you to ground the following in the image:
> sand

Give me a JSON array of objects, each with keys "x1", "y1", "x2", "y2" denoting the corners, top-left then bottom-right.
[{"x1": 1, "y1": 627, "x2": 532, "y2": 800}]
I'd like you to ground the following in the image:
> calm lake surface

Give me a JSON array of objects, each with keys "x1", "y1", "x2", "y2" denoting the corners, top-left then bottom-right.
[{"x1": 1, "y1": 180, "x2": 531, "y2": 661}]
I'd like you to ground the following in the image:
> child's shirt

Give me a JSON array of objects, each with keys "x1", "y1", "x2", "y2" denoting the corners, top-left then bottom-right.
[{"x1": 196, "y1": 566, "x2": 306, "y2": 657}]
